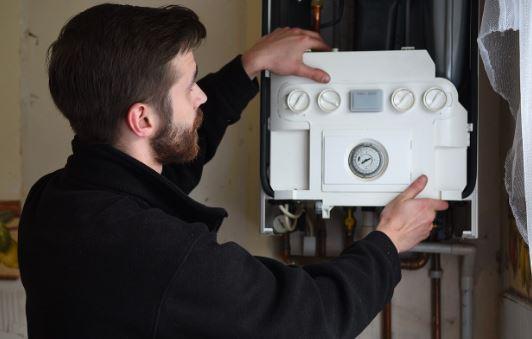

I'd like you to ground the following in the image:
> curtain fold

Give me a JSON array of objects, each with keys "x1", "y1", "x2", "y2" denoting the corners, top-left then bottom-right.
[{"x1": 478, "y1": 0, "x2": 532, "y2": 266}]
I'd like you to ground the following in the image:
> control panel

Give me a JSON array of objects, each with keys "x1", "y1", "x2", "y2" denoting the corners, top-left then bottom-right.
[{"x1": 268, "y1": 50, "x2": 473, "y2": 219}]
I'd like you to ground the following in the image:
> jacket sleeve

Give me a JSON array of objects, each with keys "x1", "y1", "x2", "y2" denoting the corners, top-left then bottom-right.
[
  {"x1": 161, "y1": 55, "x2": 259, "y2": 194},
  {"x1": 155, "y1": 231, "x2": 401, "y2": 339}
]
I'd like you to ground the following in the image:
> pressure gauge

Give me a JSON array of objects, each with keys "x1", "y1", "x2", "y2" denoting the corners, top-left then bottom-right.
[
  {"x1": 391, "y1": 88, "x2": 415, "y2": 112},
  {"x1": 423, "y1": 87, "x2": 448, "y2": 112},
  {"x1": 286, "y1": 90, "x2": 310, "y2": 113},
  {"x1": 348, "y1": 141, "x2": 388, "y2": 179},
  {"x1": 317, "y1": 89, "x2": 342, "y2": 112}
]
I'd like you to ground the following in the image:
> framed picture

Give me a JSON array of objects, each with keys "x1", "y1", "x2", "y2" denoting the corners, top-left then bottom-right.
[{"x1": 0, "y1": 201, "x2": 20, "y2": 280}]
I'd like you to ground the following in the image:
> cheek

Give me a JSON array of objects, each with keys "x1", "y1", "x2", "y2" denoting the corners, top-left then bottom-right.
[{"x1": 171, "y1": 92, "x2": 196, "y2": 125}]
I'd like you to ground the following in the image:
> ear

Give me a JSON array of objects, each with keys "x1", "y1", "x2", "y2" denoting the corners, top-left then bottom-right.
[{"x1": 125, "y1": 103, "x2": 158, "y2": 138}]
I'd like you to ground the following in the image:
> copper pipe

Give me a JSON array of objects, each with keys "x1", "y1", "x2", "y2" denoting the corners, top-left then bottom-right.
[
  {"x1": 431, "y1": 254, "x2": 442, "y2": 339},
  {"x1": 381, "y1": 253, "x2": 430, "y2": 339},
  {"x1": 401, "y1": 252, "x2": 429, "y2": 270},
  {"x1": 311, "y1": 1, "x2": 322, "y2": 33},
  {"x1": 382, "y1": 302, "x2": 392, "y2": 339}
]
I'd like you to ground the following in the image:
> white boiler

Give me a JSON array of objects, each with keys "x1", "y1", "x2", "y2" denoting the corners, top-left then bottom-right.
[{"x1": 260, "y1": 50, "x2": 478, "y2": 237}]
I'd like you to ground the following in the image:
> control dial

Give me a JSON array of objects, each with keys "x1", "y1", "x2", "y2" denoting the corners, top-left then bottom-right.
[
  {"x1": 423, "y1": 87, "x2": 448, "y2": 112},
  {"x1": 391, "y1": 88, "x2": 415, "y2": 112},
  {"x1": 286, "y1": 90, "x2": 310, "y2": 113},
  {"x1": 317, "y1": 89, "x2": 341, "y2": 112},
  {"x1": 348, "y1": 141, "x2": 388, "y2": 179}
]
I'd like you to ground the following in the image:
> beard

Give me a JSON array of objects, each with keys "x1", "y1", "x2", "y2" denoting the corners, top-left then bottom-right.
[{"x1": 151, "y1": 106, "x2": 204, "y2": 165}]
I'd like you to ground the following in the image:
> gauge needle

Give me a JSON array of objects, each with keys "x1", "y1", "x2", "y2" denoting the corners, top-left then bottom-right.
[{"x1": 362, "y1": 158, "x2": 371, "y2": 165}]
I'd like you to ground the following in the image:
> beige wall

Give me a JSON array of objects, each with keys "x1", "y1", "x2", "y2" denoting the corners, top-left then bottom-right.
[{"x1": 0, "y1": 1, "x2": 22, "y2": 200}]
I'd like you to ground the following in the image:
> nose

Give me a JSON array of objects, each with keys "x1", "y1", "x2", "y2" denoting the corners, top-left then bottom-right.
[{"x1": 196, "y1": 85, "x2": 207, "y2": 106}]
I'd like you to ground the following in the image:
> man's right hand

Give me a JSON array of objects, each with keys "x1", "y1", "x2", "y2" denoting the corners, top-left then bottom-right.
[{"x1": 376, "y1": 175, "x2": 449, "y2": 253}]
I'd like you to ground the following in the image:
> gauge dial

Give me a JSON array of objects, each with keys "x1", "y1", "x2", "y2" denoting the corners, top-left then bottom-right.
[
  {"x1": 286, "y1": 90, "x2": 310, "y2": 113},
  {"x1": 391, "y1": 88, "x2": 415, "y2": 112},
  {"x1": 423, "y1": 87, "x2": 448, "y2": 112},
  {"x1": 348, "y1": 141, "x2": 388, "y2": 179},
  {"x1": 317, "y1": 89, "x2": 341, "y2": 112}
]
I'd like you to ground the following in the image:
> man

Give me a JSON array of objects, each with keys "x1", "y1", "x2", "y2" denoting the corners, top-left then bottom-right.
[{"x1": 19, "y1": 3, "x2": 447, "y2": 339}]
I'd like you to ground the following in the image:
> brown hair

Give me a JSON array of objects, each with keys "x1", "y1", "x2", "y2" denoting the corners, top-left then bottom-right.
[{"x1": 47, "y1": 3, "x2": 206, "y2": 143}]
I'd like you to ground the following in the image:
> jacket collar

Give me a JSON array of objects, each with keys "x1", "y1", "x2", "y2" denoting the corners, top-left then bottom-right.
[{"x1": 64, "y1": 137, "x2": 227, "y2": 231}]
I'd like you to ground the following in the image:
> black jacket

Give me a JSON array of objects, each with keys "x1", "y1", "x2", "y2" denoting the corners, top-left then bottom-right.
[{"x1": 19, "y1": 56, "x2": 401, "y2": 339}]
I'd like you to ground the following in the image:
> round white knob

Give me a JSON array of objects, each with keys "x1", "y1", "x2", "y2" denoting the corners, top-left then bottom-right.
[
  {"x1": 391, "y1": 88, "x2": 415, "y2": 112},
  {"x1": 317, "y1": 89, "x2": 341, "y2": 112},
  {"x1": 286, "y1": 90, "x2": 310, "y2": 113},
  {"x1": 423, "y1": 87, "x2": 448, "y2": 112}
]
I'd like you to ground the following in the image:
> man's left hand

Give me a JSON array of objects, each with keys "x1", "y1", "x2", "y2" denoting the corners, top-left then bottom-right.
[{"x1": 241, "y1": 27, "x2": 331, "y2": 83}]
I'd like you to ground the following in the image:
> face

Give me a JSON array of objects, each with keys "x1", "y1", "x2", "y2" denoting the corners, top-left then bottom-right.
[{"x1": 151, "y1": 52, "x2": 207, "y2": 164}]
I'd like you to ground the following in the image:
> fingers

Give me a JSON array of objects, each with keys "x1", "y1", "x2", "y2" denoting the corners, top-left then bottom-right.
[
  {"x1": 425, "y1": 199, "x2": 449, "y2": 211},
  {"x1": 281, "y1": 27, "x2": 327, "y2": 43},
  {"x1": 297, "y1": 34, "x2": 331, "y2": 51},
  {"x1": 295, "y1": 64, "x2": 330, "y2": 83},
  {"x1": 258, "y1": 27, "x2": 331, "y2": 82},
  {"x1": 284, "y1": 27, "x2": 331, "y2": 51},
  {"x1": 416, "y1": 199, "x2": 448, "y2": 227},
  {"x1": 292, "y1": 35, "x2": 331, "y2": 82},
  {"x1": 297, "y1": 28, "x2": 327, "y2": 43},
  {"x1": 302, "y1": 36, "x2": 331, "y2": 52},
  {"x1": 398, "y1": 175, "x2": 428, "y2": 201}
]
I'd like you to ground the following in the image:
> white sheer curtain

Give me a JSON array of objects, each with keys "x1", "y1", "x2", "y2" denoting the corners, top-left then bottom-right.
[{"x1": 478, "y1": 0, "x2": 532, "y2": 265}]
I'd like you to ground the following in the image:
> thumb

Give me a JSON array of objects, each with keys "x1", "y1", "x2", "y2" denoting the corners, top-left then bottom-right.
[
  {"x1": 398, "y1": 175, "x2": 428, "y2": 201},
  {"x1": 295, "y1": 64, "x2": 330, "y2": 83}
]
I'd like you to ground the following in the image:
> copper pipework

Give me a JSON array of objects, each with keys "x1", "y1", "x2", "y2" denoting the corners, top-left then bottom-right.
[
  {"x1": 401, "y1": 252, "x2": 429, "y2": 270},
  {"x1": 431, "y1": 254, "x2": 442, "y2": 339},
  {"x1": 382, "y1": 302, "x2": 392, "y2": 339},
  {"x1": 311, "y1": 0, "x2": 323, "y2": 33}
]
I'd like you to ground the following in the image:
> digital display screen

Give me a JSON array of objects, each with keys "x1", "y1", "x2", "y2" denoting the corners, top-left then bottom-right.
[{"x1": 349, "y1": 89, "x2": 383, "y2": 112}]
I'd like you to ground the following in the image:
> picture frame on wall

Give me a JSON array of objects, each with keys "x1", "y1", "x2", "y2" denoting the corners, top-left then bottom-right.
[{"x1": 0, "y1": 201, "x2": 20, "y2": 280}]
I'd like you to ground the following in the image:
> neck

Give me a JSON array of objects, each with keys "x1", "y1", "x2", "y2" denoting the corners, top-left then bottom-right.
[{"x1": 114, "y1": 137, "x2": 163, "y2": 174}]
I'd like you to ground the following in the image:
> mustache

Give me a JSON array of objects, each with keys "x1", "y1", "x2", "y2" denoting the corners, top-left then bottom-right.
[{"x1": 194, "y1": 108, "x2": 204, "y2": 130}]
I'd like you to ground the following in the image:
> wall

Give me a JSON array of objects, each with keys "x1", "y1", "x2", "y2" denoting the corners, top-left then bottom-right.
[
  {"x1": 501, "y1": 293, "x2": 532, "y2": 339},
  {"x1": 0, "y1": 2, "x2": 28, "y2": 338},
  {"x1": 0, "y1": 0, "x2": 22, "y2": 200}
]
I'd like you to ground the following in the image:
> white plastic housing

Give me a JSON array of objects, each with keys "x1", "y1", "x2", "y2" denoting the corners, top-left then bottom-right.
[{"x1": 268, "y1": 50, "x2": 471, "y2": 217}]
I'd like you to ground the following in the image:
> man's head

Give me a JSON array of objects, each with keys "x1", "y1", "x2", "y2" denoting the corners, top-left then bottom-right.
[
  {"x1": 48, "y1": 3, "x2": 207, "y2": 165},
  {"x1": 149, "y1": 52, "x2": 206, "y2": 164}
]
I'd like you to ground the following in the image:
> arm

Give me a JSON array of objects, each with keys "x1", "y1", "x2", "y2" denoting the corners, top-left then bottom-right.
[
  {"x1": 156, "y1": 230, "x2": 399, "y2": 339},
  {"x1": 155, "y1": 177, "x2": 447, "y2": 338}
]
